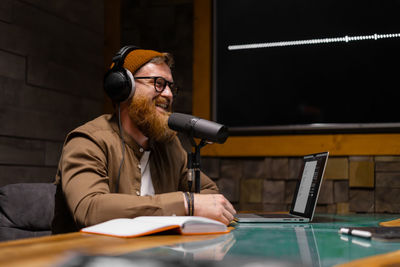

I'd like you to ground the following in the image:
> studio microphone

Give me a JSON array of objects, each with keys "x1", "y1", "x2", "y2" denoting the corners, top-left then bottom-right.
[{"x1": 168, "y1": 113, "x2": 229, "y2": 144}]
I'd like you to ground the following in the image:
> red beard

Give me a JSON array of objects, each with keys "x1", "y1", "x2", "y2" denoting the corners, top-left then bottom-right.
[{"x1": 128, "y1": 93, "x2": 176, "y2": 143}]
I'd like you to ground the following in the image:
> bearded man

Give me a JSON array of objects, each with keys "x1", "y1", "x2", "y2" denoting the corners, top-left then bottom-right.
[{"x1": 52, "y1": 47, "x2": 236, "y2": 234}]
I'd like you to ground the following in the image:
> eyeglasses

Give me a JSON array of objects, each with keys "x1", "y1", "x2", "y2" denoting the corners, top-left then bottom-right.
[{"x1": 134, "y1": 76, "x2": 178, "y2": 96}]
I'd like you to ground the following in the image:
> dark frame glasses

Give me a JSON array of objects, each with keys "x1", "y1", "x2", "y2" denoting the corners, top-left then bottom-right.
[{"x1": 134, "y1": 76, "x2": 178, "y2": 96}]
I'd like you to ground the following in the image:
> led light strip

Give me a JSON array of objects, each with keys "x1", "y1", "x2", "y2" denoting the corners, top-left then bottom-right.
[{"x1": 227, "y1": 33, "x2": 400, "y2": 51}]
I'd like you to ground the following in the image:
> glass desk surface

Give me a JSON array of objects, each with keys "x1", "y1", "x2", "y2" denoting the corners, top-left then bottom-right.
[{"x1": 121, "y1": 214, "x2": 400, "y2": 267}]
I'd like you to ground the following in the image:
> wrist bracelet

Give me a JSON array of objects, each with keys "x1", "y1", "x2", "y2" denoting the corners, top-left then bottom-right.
[
  {"x1": 185, "y1": 192, "x2": 193, "y2": 216},
  {"x1": 190, "y1": 192, "x2": 194, "y2": 216},
  {"x1": 184, "y1": 192, "x2": 191, "y2": 216}
]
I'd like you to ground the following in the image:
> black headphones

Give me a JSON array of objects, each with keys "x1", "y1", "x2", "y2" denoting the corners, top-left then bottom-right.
[
  {"x1": 104, "y1": 45, "x2": 140, "y2": 193},
  {"x1": 104, "y1": 45, "x2": 139, "y2": 103}
]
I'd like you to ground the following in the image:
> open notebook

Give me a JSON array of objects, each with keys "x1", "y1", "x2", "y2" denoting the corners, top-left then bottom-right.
[
  {"x1": 81, "y1": 216, "x2": 229, "y2": 237},
  {"x1": 237, "y1": 151, "x2": 329, "y2": 223}
]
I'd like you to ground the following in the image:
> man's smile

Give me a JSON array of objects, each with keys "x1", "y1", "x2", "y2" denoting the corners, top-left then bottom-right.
[{"x1": 155, "y1": 98, "x2": 170, "y2": 113}]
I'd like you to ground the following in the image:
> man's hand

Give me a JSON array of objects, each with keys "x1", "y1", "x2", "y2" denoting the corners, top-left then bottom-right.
[{"x1": 193, "y1": 194, "x2": 236, "y2": 225}]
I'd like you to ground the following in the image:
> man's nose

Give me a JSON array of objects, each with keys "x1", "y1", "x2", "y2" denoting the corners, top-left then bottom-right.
[{"x1": 161, "y1": 85, "x2": 173, "y2": 99}]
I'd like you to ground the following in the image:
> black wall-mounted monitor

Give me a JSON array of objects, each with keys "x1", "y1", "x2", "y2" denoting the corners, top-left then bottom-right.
[{"x1": 213, "y1": 0, "x2": 400, "y2": 135}]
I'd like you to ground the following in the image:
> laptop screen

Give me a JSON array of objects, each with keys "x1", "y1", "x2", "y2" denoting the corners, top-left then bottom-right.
[{"x1": 290, "y1": 152, "x2": 329, "y2": 219}]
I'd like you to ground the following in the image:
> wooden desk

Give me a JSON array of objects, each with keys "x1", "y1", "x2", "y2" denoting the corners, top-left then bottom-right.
[
  {"x1": 0, "y1": 232, "x2": 222, "y2": 267},
  {"x1": 2, "y1": 214, "x2": 400, "y2": 267}
]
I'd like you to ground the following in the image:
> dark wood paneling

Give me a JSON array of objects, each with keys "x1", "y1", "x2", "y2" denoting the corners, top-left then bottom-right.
[
  {"x1": 0, "y1": 0, "x2": 13, "y2": 23},
  {"x1": 45, "y1": 141, "x2": 63, "y2": 166},
  {"x1": 21, "y1": 0, "x2": 104, "y2": 34},
  {"x1": 0, "y1": 76, "x2": 102, "y2": 119},
  {"x1": 27, "y1": 55, "x2": 102, "y2": 99},
  {"x1": 0, "y1": 106, "x2": 91, "y2": 140},
  {"x1": 0, "y1": 49, "x2": 25, "y2": 80},
  {"x1": 0, "y1": 136, "x2": 45, "y2": 166},
  {"x1": 0, "y1": 166, "x2": 56, "y2": 186}
]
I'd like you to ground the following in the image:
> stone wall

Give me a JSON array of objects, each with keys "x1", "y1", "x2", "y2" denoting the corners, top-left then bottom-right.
[
  {"x1": 202, "y1": 156, "x2": 400, "y2": 214},
  {"x1": 0, "y1": 1, "x2": 104, "y2": 186}
]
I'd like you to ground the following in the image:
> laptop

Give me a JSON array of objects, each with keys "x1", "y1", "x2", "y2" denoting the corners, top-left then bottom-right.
[{"x1": 236, "y1": 151, "x2": 329, "y2": 223}]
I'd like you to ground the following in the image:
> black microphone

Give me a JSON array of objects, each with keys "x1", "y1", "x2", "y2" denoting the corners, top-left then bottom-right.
[{"x1": 168, "y1": 113, "x2": 228, "y2": 144}]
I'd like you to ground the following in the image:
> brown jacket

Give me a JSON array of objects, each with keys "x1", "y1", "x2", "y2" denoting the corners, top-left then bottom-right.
[{"x1": 52, "y1": 114, "x2": 218, "y2": 234}]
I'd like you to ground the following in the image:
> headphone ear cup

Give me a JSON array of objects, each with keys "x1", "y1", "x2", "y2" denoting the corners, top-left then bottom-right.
[
  {"x1": 124, "y1": 68, "x2": 136, "y2": 100},
  {"x1": 104, "y1": 45, "x2": 139, "y2": 103},
  {"x1": 104, "y1": 68, "x2": 135, "y2": 103}
]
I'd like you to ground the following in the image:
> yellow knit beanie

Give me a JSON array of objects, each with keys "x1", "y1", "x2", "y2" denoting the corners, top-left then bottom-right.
[{"x1": 123, "y1": 49, "x2": 162, "y2": 74}]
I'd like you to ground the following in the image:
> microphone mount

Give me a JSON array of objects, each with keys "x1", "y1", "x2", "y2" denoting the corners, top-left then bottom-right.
[
  {"x1": 187, "y1": 135, "x2": 211, "y2": 193},
  {"x1": 167, "y1": 112, "x2": 229, "y2": 193}
]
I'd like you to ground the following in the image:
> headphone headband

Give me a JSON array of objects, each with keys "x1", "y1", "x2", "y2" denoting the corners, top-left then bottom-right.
[{"x1": 112, "y1": 45, "x2": 139, "y2": 69}]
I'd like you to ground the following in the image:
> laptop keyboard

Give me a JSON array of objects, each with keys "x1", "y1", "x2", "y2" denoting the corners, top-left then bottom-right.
[{"x1": 258, "y1": 213, "x2": 298, "y2": 218}]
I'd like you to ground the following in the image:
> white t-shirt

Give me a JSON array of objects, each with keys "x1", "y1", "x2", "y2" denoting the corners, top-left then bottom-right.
[{"x1": 139, "y1": 151, "x2": 154, "y2": 196}]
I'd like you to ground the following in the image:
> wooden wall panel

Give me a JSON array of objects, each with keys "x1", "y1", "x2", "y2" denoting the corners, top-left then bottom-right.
[
  {"x1": 0, "y1": 1, "x2": 104, "y2": 185},
  {"x1": 202, "y1": 134, "x2": 400, "y2": 156},
  {"x1": 0, "y1": 136, "x2": 45, "y2": 166},
  {"x1": 193, "y1": 0, "x2": 211, "y2": 119},
  {"x1": 0, "y1": 50, "x2": 25, "y2": 80},
  {"x1": 21, "y1": 0, "x2": 104, "y2": 33},
  {"x1": 0, "y1": 166, "x2": 56, "y2": 187}
]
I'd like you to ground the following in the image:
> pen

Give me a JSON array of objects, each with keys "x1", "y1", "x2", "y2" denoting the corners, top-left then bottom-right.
[{"x1": 339, "y1": 228, "x2": 372, "y2": 238}]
